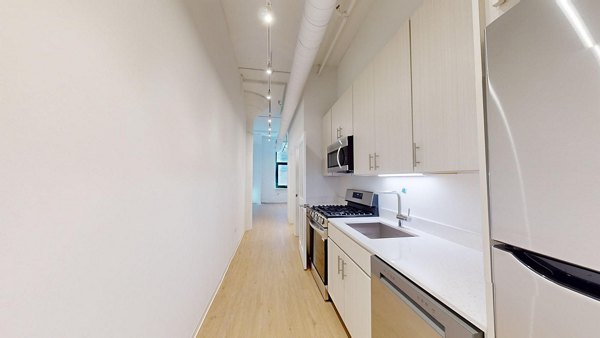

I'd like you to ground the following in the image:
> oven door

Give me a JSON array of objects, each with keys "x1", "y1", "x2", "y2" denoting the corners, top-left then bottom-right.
[
  {"x1": 327, "y1": 136, "x2": 353, "y2": 174},
  {"x1": 308, "y1": 216, "x2": 329, "y2": 300}
]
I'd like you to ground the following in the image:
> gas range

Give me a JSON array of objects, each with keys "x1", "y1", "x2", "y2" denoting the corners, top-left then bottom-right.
[
  {"x1": 312, "y1": 205, "x2": 374, "y2": 217},
  {"x1": 306, "y1": 189, "x2": 379, "y2": 301},
  {"x1": 307, "y1": 189, "x2": 379, "y2": 228}
]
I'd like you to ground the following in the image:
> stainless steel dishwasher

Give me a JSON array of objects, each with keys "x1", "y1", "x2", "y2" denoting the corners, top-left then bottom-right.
[{"x1": 371, "y1": 256, "x2": 483, "y2": 338}]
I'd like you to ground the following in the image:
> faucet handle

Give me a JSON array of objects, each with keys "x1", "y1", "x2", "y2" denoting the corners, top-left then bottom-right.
[{"x1": 407, "y1": 208, "x2": 411, "y2": 217}]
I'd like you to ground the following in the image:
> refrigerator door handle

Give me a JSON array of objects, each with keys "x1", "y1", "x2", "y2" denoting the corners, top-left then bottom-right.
[{"x1": 495, "y1": 244, "x2": 600, "y2": 301}]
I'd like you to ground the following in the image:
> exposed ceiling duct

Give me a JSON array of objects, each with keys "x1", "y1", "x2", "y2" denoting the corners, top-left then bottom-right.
[{"x1": 276, "y1": 0, "x2": 337, "y2": 143}]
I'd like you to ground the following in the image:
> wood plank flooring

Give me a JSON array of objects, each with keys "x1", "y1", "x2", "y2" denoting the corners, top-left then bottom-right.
[{"x1": 197, "y1": 204, "x2": 347, "y2": 338}]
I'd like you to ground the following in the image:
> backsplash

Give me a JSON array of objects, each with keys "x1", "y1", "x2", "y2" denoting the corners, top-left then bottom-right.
[{"x1": 333, "y1": 172, "x2": 484, "y2": 250}]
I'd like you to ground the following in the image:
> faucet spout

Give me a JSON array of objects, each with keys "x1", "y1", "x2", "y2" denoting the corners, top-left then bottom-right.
[{"x1": 377, "y1": 191, "x2": 410, "y2": 226}]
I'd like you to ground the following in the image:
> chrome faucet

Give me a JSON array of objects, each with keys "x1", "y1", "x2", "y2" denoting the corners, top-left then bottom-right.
[{"x1": 377, "y1": 191, "x2": 410, "y2": 227}]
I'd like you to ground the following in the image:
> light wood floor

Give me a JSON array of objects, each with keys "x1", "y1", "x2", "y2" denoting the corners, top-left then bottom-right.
[{"x1": 197, "y1": 204, "x2": 347, "y2": 338}]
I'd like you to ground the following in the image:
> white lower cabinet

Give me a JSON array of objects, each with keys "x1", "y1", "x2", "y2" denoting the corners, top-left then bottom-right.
[
  {"x1": 328, "y1": 240, "x2": 345, "y2": 312},
  {"x1": 328, "y1": 235, "x2": 371, "y2": 338},
  {"x1": 344, "y1": 257, "x2": 371, "y2": 338}
]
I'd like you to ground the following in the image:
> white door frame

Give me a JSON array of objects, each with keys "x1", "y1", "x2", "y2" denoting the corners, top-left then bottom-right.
[{"x1": 295, "y1": 134, "x2": 307, "y2": 269}]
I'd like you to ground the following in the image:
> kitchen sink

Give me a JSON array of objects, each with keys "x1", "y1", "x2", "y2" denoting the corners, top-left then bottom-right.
[{"x1": 347, "y1": 222, "x2": 416, "y2": 239}]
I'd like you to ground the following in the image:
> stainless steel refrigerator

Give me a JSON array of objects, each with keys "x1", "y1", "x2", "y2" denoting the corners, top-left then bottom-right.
[{"x1": 486, "y1": 0, "x2": 600, "y2": 337}]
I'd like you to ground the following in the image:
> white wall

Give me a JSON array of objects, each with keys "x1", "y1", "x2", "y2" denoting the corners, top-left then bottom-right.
[
  {"x1": 287, "y1": 102, "x2": 305, "y2": 224},
  {"x1": 245, "y1": 131, "x2": 254, "y2": 229},
  {"x1": 0, "y1": 1, "x2": 246, "y2": 337},
  {"x1": 303, "y1": 66, "x2": 340, "y2": 204},
  {"x1": 287, "y1": 66, "x2": 341, "y2": 224},
  {"x1": 260, "y1": 137, "x2": 287, "y2": 203},
  {"x1": 252, "y1": 135, "x2": 263, "y2": 204}
]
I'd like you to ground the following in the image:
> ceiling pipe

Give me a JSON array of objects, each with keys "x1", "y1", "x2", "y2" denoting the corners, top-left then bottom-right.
[
  {"x1": 276, "y1": 0, "x2": 337, "y2": 144},
  {"x1": 317, "y1": 0, "x2": 357, "y2": 76}
]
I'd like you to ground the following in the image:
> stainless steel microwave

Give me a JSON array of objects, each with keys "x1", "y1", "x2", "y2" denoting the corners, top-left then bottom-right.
[{"x1": 327, "y1": 136, "x2": 353, "y2": 174}]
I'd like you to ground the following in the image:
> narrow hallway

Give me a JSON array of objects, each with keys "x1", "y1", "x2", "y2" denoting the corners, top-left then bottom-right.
[{"x1": 197, "y1": 204, "x2": 347, "y2": 338}]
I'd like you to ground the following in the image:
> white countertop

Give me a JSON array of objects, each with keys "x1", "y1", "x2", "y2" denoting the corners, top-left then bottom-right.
[{"x1": 328, "y1": 217, "x2": 487, "y2": 331}]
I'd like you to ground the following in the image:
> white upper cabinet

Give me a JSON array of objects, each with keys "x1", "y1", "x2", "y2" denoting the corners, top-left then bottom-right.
[
  {"x1": 352, "y1": 22, "x2": 413, "y2": 176},
  {"x1": 373, "y1": 22, "x2": 413, "y2": 175},
  {"x1": 321, "y1": 109, "x2": 332, "y2": 176},
  {"x1": 411, "y1": 0, "x2": 479, "y2": 172},
  {"x1": 352, "y1": 63, "x2": 375, "y2": 176},
  {"x1": 331, "y1": 86, "x2": 353, "y2": 140}
]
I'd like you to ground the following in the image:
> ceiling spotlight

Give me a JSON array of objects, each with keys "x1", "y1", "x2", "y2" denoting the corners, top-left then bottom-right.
[
  {"x1": 268, "y1": 118, "x2": 272, "y2": 123},
  {"x1": 264, "y1": 12, "x2": 273, "y2": 24},
  {"x1": 263, "y1": 3, "x2": 273, "y2": 25},
  {"x1": 266, "y1": 59, "x2": 273, "y2": 75},
  {"x1": 266, "y1": 90, "x2": 272, "y2": 100}
]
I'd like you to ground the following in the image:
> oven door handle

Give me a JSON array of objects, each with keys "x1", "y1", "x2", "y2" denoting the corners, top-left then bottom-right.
[{"x1": 308, "y1": 218, "x2": 327, "y2": 240}]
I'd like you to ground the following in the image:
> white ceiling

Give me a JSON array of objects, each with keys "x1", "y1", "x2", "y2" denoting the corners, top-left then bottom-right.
[{"x1": 220, "y1": 0, "x2": 376, "y2": 136}]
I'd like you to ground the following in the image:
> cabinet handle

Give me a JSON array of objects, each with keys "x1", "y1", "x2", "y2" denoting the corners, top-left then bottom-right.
[
  {"x1": 374, "y1": 153, "x2": 380, "y2": 170},
  {"x1": 413, "y1": 142, "x2": 421, "y2": 167},
  {"x1": 369, "y1": 154, "x2": 374, "y2": 170},
  {"x1": 341, "y1": 260, "x2": 347, "y2": 280},
  {"x1": 337, "y1": 256, "x2": 342, "y2": 275},
  {"x1": 338, "y1": 127, "x2": 343, "y2": 138}
]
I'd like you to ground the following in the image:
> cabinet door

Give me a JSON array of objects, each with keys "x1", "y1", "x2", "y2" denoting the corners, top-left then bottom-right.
[
  {"x1": 373, "y1": 21, "x2": 413, "y2": 175},
  {"x1": 332, "y1": 86, "x2": 353, "y2": 139},
  {"x1": 352, "y1": 64, "x2": 375, "y2": 176},
  {"x1": 327, "y1": 240, "x2": 345, "y2": 317},
  {"x1": 411, "y1": 0, "x2": 479, "y2": 172},
  {"x1": 321, "y1": 109, "x2": 332, "y2": 176},
  {"x1": 344, "y1": 258, "x2": 372, "y2": 338}
]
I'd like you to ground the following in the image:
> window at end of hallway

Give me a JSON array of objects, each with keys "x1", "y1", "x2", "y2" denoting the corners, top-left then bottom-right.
[{"x1": 275, "y1": 150, "x2": 287, "y2": 189}]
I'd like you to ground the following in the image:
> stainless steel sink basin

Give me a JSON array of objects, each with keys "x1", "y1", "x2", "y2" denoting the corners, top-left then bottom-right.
[{"x1": 347, "y1": 222, "x2": 415, "y2": 239}]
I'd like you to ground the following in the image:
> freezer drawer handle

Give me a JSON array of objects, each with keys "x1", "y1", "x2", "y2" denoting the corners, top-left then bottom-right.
[{"x1": 495, "y1": 244, "x2": 600, "y2": 301}]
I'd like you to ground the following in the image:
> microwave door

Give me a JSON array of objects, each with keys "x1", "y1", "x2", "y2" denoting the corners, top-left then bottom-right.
[
  {"x1": 327, "y1": 145, "x2": 342, "y2": 172},
  {"x1": 327, "y1": 136, "x2": 352, "y2": 173}
]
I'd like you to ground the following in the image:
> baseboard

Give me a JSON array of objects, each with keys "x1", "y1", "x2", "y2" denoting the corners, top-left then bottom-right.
[{"x1": 191, "y1": 231, "x2": 245, "y2": 337}]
